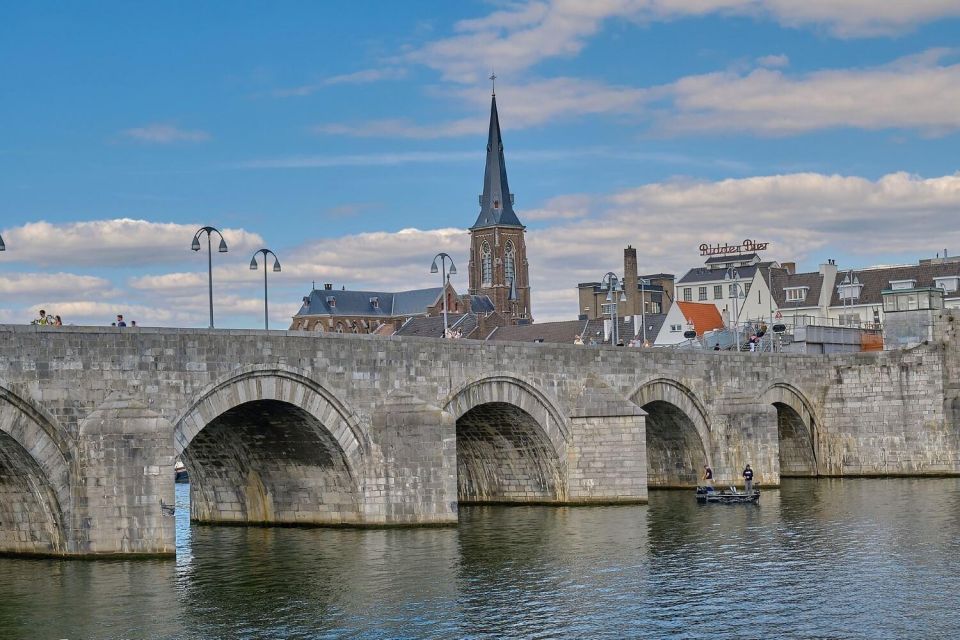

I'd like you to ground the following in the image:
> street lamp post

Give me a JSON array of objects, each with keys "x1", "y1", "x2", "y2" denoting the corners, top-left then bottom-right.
[
  {"x1": 639, "y1": 276, "x2": 651, "y2": 346},
  {"x1": 191, "y1": 227, "x2": 228, "y2": 328},
  {"x1": 725, "y1": 267, "x2": 743, "y2": 351},
  {"x1": 249, "y1": 249, "x2": 281, "y2": 330},
  {"x1": 601, "y1": 272, "x2": 626, "y2": 345},
  {"x1": 430, "y1": 253, "x2": 457, "y2": 338}
]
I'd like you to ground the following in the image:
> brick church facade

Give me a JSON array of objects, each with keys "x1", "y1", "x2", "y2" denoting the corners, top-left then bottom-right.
[{"x1": 467, "y1": 90, "x2": 533, "y2": 324}]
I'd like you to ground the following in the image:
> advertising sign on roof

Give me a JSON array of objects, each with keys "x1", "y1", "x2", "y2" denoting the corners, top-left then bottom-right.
[{"x1": 699, "y1": 239, "x2": 769, "y2": 257}]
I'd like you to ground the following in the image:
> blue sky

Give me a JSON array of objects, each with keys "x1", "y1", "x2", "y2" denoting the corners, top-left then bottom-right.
[{"x1": 2, "y1": 1, "x2": 960, "y2": 325}]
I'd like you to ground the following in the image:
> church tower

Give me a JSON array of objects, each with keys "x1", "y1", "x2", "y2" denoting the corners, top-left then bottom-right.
[{"x1": 468, "y1": 86, "x2": 533, "y2": 324}]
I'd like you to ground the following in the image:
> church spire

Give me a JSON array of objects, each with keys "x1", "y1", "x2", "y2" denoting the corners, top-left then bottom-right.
[{"x1": 471, "y1": 85, "x2": 523, "y2": 230}]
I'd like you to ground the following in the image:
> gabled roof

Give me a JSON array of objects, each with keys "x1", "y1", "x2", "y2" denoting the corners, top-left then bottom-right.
[
  {"x1": 769, "y1": 269, "x2": 823, "y2": 308},
  {"x1": 676, "y1": 302, "x2": 724, "y2": 336},
  {"x1": 471, "y1": 93, "x2": 524, "y2": 229},
  {"x1": 295, "y1": 286, "x2": 443, "y2": 318}
]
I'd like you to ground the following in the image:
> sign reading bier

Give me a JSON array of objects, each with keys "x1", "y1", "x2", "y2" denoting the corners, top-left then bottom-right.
[{"x1": 699, "y1": 239, "x2": 770, "y2": 257}]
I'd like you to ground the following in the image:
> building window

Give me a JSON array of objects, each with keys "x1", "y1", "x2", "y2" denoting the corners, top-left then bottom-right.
[
  {"x1": 698, "y1": 286, "x2": 707, "y2": 301},
  {"x1": 785, "y1": 287, "x2": 808, "y2": 302},
  {"x1": 713, "y1": 285, "x2": 722, "y2": 299},
  {"x1": 670, "y1": 324, "x2": 682, "y2": 332},
  {"x1": 744, "y1": 283, "x2": 751, "y2": 297},
  {"x1": 683, "y1": 288, "x2": 692, "y2": 302},
  {"x1": 335, "y1": 322, "x2": 344, "y2": 333},
  {"x1": 504, "y1": 241, "x2": 515, "y2": 285},
  {"x1": 934, "y1": 277, "x2": 958, "y2": 292},
  {"x1": 838, "y1": 313, "x2": 860, "y2": 327},
  {"x1": 481, "y1": 242, "x2": 492, "y2": 286},
  {"x1": 889, "y1": 279, "x2": 916, "y2": 291},
  {"x1": 728, "y1": 284, "x2": 738, "y2": 298}
]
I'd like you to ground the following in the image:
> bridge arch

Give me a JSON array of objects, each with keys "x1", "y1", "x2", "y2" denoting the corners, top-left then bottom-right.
[
  {"x1": 759, "y1": 382, "x2": 819, "y2": 477},
  {"x1": 443, "y1": 375, "x2": 569, "y2": 503},
  {"x1": 631, "y1": 378, "x2": 711, "y2": 488},
  {"x1": 0, "y1": 380, "x2": 74, "y2": 555},
  {"x1": 174, "y1": 366, "x2": 366, "y2": 525}
]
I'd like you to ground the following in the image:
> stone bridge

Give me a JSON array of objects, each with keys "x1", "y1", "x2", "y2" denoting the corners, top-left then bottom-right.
[{"x1": 1, "y1": 311, "x2": 958, "y2": 557}]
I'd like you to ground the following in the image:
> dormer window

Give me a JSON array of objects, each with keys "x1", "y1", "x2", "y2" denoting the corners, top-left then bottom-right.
[
  {"x1": 785, "y1": 286, "x2": 808, "y2": 302},
  {"x1": 933, "y1": 276, "x2": 958, "y2": 293},
  {"x1": 369, "y1": 296, "x2": 379, "y2": 309},
  {"x1": 837, "y1": 283, "x2": 863, "y2": 301},
  {"x1": 889, "y1": 279, "x2": 916, "y2": 291},
  {"x1": 326, "y1": 296, "x2": 336, "y2": 308}
]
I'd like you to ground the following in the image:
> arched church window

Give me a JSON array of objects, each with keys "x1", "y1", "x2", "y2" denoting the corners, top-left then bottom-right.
[
  {"x1": 335, "y1": 322, "x2": 344, "y2": 333},
  {"x1": 504, "y1": 241, "x2": 515, "y2": 285},
  {"x1": 481, "y1": 242, "x2": 492, "y2": 286}
]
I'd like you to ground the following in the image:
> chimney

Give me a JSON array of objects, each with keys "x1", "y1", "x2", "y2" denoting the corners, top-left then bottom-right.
[
  {"x1": 324, "y1": 283, "x2": 333, "y2": 290},
  {"x1": 624, "y1": 245, "x2": 638, "y2": 315},
  {"x1": 781, "y1": 261, "x2": 796, "y2": 275},
  {"x1": 818, "y1": 259, "x2": 838, "y2": 313}
]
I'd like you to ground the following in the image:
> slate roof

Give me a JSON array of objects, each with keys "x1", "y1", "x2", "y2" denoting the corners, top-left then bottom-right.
[
  {"x1": 676, "y1": 302, "x2": 724, "y2": 335},
  {"x1": 487, "y1": 314, "x2": 667, "y2": 345},
  {"x1": 471, "y1": 94, "x2": 524, "y2": 229},
  {"x1": 394, "y1": 314, "x2": 467, "y2": 338},
  {"x1": 704, "y1": 253, "x2": 758, "y2": 264},
  {"x1": 295, "y1": 287, "x2": 442, "y2": 318},
  {"x1": 677, "y1": 262, "x2": 776, "y2": 285},
  {"x1": 828, "y1": 261, "x2": 960, "y2": 306},
  {"x1": 768, "y1": 268, "x2": 823, "y2": 308},
  {"x1": 467, "y1": 295, "x2": 496, "y2": 313}
]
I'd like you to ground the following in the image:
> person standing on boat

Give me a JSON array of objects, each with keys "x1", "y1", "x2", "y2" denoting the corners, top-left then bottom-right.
[
  {"x1": 742, "y1": 464, "x2": 754, "y2": 493},
  {"x1": 702, "y1": 465, "x2": 714, "y2": 488}
]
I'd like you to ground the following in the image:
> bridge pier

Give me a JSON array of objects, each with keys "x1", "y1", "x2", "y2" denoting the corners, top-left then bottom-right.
[
  {"x1": 707, "y1": 398, "x2": 780, "y2": 487},
  {"x1": 77, "y1": 397, "x2": 175, "y2": 556}
]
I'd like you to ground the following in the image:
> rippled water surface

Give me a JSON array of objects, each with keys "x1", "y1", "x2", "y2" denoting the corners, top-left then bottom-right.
[{"x1": 2, "y1": 479, "x2": 959, "y2": 639}]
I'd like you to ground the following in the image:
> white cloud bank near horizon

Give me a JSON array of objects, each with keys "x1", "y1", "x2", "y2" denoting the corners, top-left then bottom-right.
[{"x1": 3, "y1": 170, "x2": 960, "y2": 327}]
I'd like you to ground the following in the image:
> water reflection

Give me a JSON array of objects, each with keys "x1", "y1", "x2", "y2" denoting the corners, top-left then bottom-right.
[{"x1": 0, "y1": 480, "x2": 957, "y2": 639}]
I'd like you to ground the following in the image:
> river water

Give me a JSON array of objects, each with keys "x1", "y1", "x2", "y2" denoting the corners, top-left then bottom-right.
[{"x1": 1, "y1": 478, "x2": 958, "y2": 639}]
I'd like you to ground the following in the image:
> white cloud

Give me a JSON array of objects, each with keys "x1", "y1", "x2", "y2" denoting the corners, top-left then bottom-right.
[
  {"x1": 239, "y1": 150, "x2": 480, "y2": 167},
  {"x1": 8, "y1": 171, "x2": 960, "y2": 326},
  {"x1": 320, "y1": 50, "x2": 960, "y2": 139},
  {"x1": 660, "y1": 49, "x2": 960, "y2": 135},
  {"x1": 756, "y1": 53, "x2": 789, "y2": 68},
  {"x1": 317, "y1": 77, "x2": 647, "y2": 138},
  {"x1": 523, "y1": 194, "x2": 594, "y2": 221},
  {"x1": 272, "y1": 67, "x2": 407, "y2": 97},
  {"x1": 0, "y1": 273, "x2": 117, "y2": 299},
  {"x1": 405, "y1": 1, "x2": 960, "y2": 82},
  {"x1": 121, "y1": 123, "x2": 211, "y2": 144},
  {"x1": 2, "y1": 219, "x2": 263, "y2": 267}
]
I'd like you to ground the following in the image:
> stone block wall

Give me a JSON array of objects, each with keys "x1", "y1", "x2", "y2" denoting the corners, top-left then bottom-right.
[{"x1": 0, "y1": 315, "x2": 958, "y2": 556}]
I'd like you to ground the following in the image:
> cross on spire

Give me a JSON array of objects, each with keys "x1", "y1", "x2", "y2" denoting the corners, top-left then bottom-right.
[{"x1": 490, "y1": 71, "x2": 496, "y2": 96}]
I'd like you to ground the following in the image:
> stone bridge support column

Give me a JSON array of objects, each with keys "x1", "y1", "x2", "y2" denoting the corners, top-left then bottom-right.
[
  {"x1": 367, "y1": 392, "x2": 458, "y2": 525},
  {"x1": 77, "y1": 398, "x2": 175, "y2": 556},
  {"x1": 567, "y1": 378, "x2": 647, "y2": 504},
  {"x1": 708, "y1": 395, "x2": 779, "y2": 487}
]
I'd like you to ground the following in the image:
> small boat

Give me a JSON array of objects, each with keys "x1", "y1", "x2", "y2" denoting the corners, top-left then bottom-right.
[
  {"x1": 696, "y1": 486, "x2": 759, "y2": 504},
  {"x1": 174, "y1": 460, "x2": 189, "y2": 484}
]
